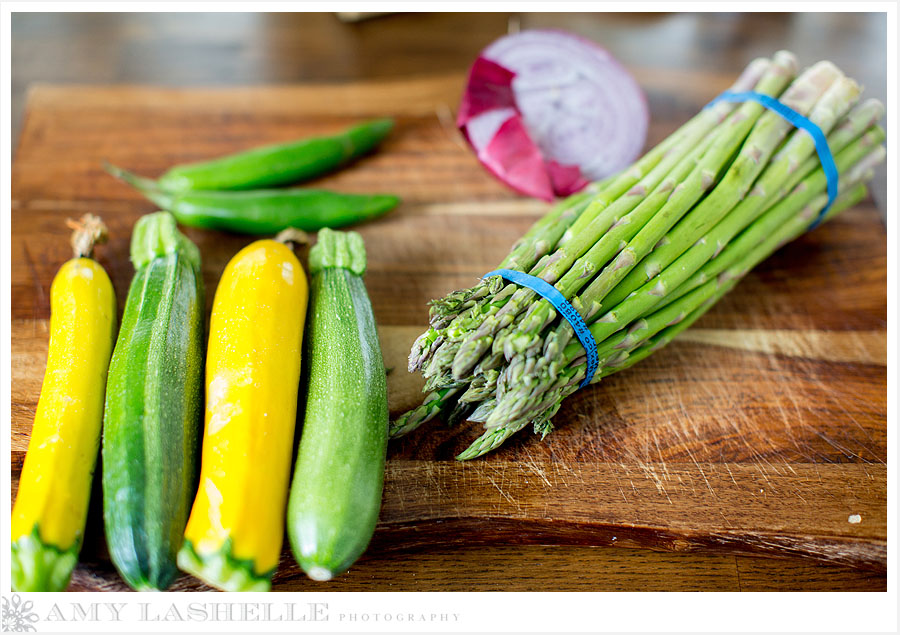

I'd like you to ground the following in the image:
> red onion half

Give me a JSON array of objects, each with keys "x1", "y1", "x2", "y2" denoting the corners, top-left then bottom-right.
[{"x1": 458, "y1": 29, "x2": 649, "y2": 201}]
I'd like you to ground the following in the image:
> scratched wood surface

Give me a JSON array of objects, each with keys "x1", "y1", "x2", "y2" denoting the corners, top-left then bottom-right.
[{"x1": 10, "y1": 73, "x2": 886, "y2": 591}]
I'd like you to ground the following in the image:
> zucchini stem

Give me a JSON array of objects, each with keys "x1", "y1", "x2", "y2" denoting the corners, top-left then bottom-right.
[{"x1": 65, "y1": 214, "x2": 108, "y2": 259}]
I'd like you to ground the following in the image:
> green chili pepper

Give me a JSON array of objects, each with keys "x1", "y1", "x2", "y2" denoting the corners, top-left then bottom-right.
[
  {"x1": 106, "y1": 164, "x2": 400, "y2": 235},
  {"x1": 156, "y1": 118, "x2": 394, "y2": 192}
]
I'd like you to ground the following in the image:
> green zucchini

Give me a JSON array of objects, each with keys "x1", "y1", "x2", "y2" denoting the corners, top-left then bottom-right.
[
  {"x1": 102, "y1": 211, "x2": 205, "y2": 591},
  {"x1": 287, "y1": 228, "x2": 388, "y2": 581}
]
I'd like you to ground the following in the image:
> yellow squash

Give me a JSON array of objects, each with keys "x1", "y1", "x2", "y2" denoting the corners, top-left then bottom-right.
[
  {"x1": 11, "y1": 215, "x2": 117, "y2": 591},
  {"x1": 178, "y1": 236, "x2": 308, "y2": 591}
]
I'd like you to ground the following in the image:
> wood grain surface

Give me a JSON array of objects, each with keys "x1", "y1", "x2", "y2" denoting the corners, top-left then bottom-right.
[{"x1": 9, "y1": 72, "x2": 886, "y2": 591}]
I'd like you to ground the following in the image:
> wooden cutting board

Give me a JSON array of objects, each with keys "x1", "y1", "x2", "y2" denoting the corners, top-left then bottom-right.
[{"x1": 10, "y1": 72, "x2": 886, "y2": 591}]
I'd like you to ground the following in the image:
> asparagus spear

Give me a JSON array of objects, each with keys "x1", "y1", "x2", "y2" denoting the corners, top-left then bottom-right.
[
  {"x1": 419, "y1": 185, "x2": 616, "y2": 372},
  {"x1": 424, "y1": 116, "x2": 688, "y2": 328},
  {"x1": 484, "y1": 106, "x2": 728, "y2": 358},
  {"x1": 495, "y1": 60, "x2": 843, "y2": 365},
  {"x1": 405, "y1": 57, "x2": 773, "y2": 368},
  {"x1": 556, "y1": 56, "x2": 776, "y2": 249},
  {"x1": 446, "y1": 55, "x2": 795, "y2": 379},
  {"x1": 460, "y1": 177, "x2": 875, "y2": 459},
  {"x1": 507, "y1": 81, "x2": 870, "y2": 384},
  {"x1": 649, "y1": 125, "x2": 885, "y2": 314},
  {"x1": 409, "y1": 57, "x2": 781, "y2": 383},
  {"x1": 427, "y1": 190, "x2": 596, "y2": 328},
  {"x1": 500, "y1": 69, "x2": 863, "y2": 374},
  {"x1": 389, "y1": 385, "x2": 463, "y2": 438},
  {"x1": 482, "y1": 129, "x2": 884, "y2": 440},
  {"x1": 395, "y1": 54, "x2": 885, "y2": 459},
  {"x1": 601, "y1": 180, "x2": 871, "y2": 379},
  {"x1": 601, "y1": 72, "x2": 859, "y2": 310},
  {"x1": 577, "y1": 130, "x2": 884, "y2": 365}
]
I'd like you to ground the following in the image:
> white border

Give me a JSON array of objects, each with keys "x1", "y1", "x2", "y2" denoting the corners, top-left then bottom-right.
[{"x1": 2, "y1": 2, "x2": 896, "y2": 633}]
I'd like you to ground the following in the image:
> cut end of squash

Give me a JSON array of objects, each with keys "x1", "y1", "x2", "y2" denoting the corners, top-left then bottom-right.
[{"x1": 306, "y1": 565, "x2": 334, "y2": 582}]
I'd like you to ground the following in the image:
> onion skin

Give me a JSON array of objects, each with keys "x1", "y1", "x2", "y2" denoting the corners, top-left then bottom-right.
[{"x1": 458, "y1": 30, "x2": 648, "y2": 201}]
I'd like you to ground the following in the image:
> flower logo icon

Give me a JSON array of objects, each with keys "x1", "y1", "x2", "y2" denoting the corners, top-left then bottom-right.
[{"x1": 1, "y1": 594, "x2": 39, "y2": 632}]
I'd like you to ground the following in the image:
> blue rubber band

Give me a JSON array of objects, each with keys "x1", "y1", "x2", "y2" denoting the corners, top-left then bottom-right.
[
  {"x1": 706, "y1": 90, "x2": 839, "y2": 229},
  {"x1": 483, "y1": 269, "x2": 598, "y2": 388}
]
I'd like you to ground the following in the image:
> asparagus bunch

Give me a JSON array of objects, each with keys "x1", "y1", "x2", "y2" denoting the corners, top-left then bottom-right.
[{"x1": 395, "y1": 52, "x2": 886, "y2": 459}]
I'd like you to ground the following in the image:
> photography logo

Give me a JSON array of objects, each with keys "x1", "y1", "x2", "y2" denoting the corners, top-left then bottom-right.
[{"x1": 1, "y1": 594, "x2": 40, "y2": 632}]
